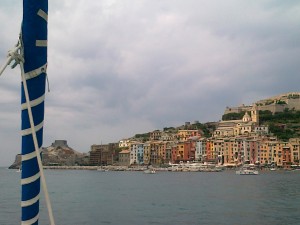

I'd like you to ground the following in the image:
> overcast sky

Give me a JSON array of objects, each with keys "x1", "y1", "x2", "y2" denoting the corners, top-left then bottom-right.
[{"x1": 0, "y1": 0, "x2": 299, "y2": 166}]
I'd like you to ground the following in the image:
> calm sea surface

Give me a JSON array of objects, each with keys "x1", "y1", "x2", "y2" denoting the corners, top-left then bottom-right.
[{"x1": 0, "y1": 168, "x2": 300, "y2": 225}]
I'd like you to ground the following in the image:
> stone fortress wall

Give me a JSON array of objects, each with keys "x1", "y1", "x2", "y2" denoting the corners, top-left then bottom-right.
[{"x1": 224, "y1": 92, "x2": 300, "y2": 115}]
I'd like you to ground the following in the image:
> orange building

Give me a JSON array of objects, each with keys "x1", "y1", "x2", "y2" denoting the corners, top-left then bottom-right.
[
  {"x1": 242, "y1": 140, "x2": 259, "y2": 164},
  {"x1": 206, "y1": 140, "x2": 214, "y2": 162},
  {"x1": 149, "y1": 141, "x2": 169, "y2": 165},
  {"x1": 282, "y1": 145, "x2": 292, "y2": 168},
  {"x1": 184, "y1": 140, "x2": 196, "y2": 162},
  {"x1": 171, "y1": 145, "x2": 178, "y2": 163}
]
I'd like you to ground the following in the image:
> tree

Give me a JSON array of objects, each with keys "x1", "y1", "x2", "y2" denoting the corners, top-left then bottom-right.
[{"x1": 222, "y1": 112, "x2": 245, "y2": 121}]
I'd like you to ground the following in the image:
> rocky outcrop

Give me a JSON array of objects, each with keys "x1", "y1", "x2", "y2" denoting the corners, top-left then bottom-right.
[
  {"x1": 9, "y1": 140, "x2": 89, "y2": 168},
  {"x1": 42, "y1": 140, "x2": 89, "y2": 166},
  {"x1": 8, "y1": 154, "x2": 22, "y2": 169}
]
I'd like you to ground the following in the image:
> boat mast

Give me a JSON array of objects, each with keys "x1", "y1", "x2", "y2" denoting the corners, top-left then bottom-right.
[
  {"x1": 0, "y1": 0, "x2": 55, "y2": 224},
  {"x1": 21, "y1": 1, "x2": 55, "y2": 224}
]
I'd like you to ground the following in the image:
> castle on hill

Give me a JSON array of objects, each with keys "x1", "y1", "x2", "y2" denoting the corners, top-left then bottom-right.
[{"x1": 224, "y1": 92, "x2": 300, "y2": 115}]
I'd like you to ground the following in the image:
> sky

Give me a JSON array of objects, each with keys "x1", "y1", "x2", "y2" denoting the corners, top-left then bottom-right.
[{"x1": 0, "y1": 0, "x2": 299, "y2": 166}]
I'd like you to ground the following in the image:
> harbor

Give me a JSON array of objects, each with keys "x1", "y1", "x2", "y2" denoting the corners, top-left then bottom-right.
[{"x1": 41, "y1": 163, "x2": 298, "y2": 173}]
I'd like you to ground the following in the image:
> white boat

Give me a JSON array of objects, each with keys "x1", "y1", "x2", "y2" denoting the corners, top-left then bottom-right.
[
  {"x1": 236, "y1": 166, "x2": 259, "y2": 175},
  {"x1": 97, "y1": 166, "x2": 109, "y2": 172},
  {"x1": 144, "y1": 168, "x2": 156, "y2": 174}
]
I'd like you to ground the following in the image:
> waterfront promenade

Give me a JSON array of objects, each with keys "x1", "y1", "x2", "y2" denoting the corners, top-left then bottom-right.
[{"x1": 41, "y1": 164, "x2": 299, "y2": 172}]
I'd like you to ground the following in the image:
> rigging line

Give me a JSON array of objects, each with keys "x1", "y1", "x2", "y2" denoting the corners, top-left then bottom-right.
[
  {"x1": 0, "y1": 42, "x2": 21, "y2": 76},
  {"x1": 0, "y1": 57, "x2": 12, "y2": 76},
  {"x1": 19, "y1": 41, "x2": 55, "y2": 225},
  {"x1": 46, "y1": 74, "x2": 50, "y2": 92}
]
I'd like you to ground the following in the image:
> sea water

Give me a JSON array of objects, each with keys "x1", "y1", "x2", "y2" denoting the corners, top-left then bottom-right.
[{"x1": 0, "y1": 168, "x2": 299, "y2": 225}]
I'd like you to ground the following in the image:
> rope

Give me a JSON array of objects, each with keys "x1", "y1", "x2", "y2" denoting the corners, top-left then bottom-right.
[
  {"x1": 46, "y1": 74, "x2": 51, "y2": 92},
  {"x1": 0, "y1": 42, "x2": 22, "y2": 76}
]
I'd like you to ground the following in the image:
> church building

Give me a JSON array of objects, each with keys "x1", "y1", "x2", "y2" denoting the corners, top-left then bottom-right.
[{"x1": 213, "y1": 107, "x2": 266, "y2": 138}]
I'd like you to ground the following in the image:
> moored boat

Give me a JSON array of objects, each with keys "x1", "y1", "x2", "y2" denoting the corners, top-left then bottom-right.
[
  {"x1": 236, "y1": 165, "x2": 259, "y2": 175},
  {"x1": 97, "y1": 167, "x2": 108, "y2": 172},
  {"x1": 144, "y1": 168, "x2": 156, "y2": 174}
]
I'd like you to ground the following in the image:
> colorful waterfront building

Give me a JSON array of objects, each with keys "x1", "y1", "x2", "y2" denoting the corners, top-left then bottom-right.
[
  {"x1": 281, "y1": 142, "x2": 292, "y2": 168},
  {"x1": 195, "y1": 138, "x2": 207, "y2": 162},
  {"x1": 289, "y1": 138, "x2": 300, "y2": 163},
  {"x1": 119, "y1": 139, "x2": 131, "y2": 148},
  {"x1": 158, "y1": 142, "x2": 166, "y2": 164},
  {"x1": 175, "y1": 142, "x2": 185, "y2": 162},
  {"x1": 118, "y1": 149, "x2": 130, "y2": 166},
  {"x1": 89, "y1": 143, "x2": 117, "y2": 166},
  {"x1": 150, "y1": 141, "x2": 167, "y2": 165},
  {"x1": 184, "y1": 140, "x2": 196, "y2": 162},
  {"x1": 130, "y1": 142, "x2": 144, "y2": 165},
  {"x1": 171, "y1": 145, "x2": 177, "y2": 163},
  {"x1": 206, "y1": 139, "x2": 215, "y2": 162},
  {"x1": 213, "y1": 139, "x2": 224, "y2": 164},
  {"x1": 143, "y1": 142, "x2": 151, "y2": 165},
  {"x1": 242, "y1": 139, "x2": 259, "y2": 164}
]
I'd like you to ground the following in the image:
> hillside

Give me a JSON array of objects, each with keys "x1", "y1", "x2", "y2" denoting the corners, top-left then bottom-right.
[
  {"x1": 259, "y1": 109, "x2": 300, "y2": 141},
  {"x1": 222, "y1": 92, "x2": 300, "y2": 141},
  {"x1": 221, "y1": 109, "x2": 300, "y2": 141},
  {"x1": 132, "y1": 121, "x2": 217, "y2": 142},
  {"x1": 132, "y1": 93, "x2": 300, "y2": 142}
]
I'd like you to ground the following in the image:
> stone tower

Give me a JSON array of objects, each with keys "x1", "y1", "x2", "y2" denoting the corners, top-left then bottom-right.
[{"x1": 251, "y1": 106, "x2": 259, "y2": 125}]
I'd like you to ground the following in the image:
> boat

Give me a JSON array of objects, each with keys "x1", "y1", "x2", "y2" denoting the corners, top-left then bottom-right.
[
  {"x1": 236, "y1": 165, "x2": 259, "y2": 175},
  {"x1": 144, "y1": 168, "x2": 156, "y2": 174},
  {"x1": 0, "y1": 0, "x2": 55, "y2": 224},
  {"x1": 291, "y1": 165, "x2": 300, "y2": 170},
  {"x1": 97, "y1": 167, "x2": 109, "y2": 172},
  {"x1": 16, "y1": 166, "x2": 22, "y2": 173}
]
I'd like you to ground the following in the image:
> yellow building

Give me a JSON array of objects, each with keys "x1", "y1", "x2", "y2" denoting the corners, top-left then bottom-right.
[
  {"x1": 177, "y1": 130, "x2": 200, "y2": 141},
  {"x1": 143, "y1": 142, "x2": 151, "y2": 165},
  {"x1": 150, "y1": 141, "x2": 167, "y2": 165}
]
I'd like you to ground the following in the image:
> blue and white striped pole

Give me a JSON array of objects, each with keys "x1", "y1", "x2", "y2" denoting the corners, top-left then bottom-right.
[{"x1": 21, "y1": 1, "x2": 54, "y2": 224}]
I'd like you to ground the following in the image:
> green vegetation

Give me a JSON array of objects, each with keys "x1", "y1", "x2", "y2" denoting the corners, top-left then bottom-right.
[
  {"x1": 133, "y1": 122, "x2": 216, "y2": 141},
  {"x1": 259, "y1": 109, "x2": 300, "y2": 123},
  {"x1": 163, "y1": 127, "x2": 176, "y2": 131},
  {"x1": 259, "y1": 109, "x2": 300, "y2": 141},
  {"x1": 276, "y1": 100, "x2": 286, "y2": 105},
  {"x1": 134, "y1": 132, "x2": 150, "y2": 142},
  {"x1": 222, "y1": 112, "x2": 245, "y2": 121},
  {"x1": 288, "y1": 94, "x2": 300, "y2": 99},
  {"x1": 191, "y1": 122, "x2": 215, "y2": 137},
  {"x1": 259, "y1": 110, "x2": 273, "y2": 122}
]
